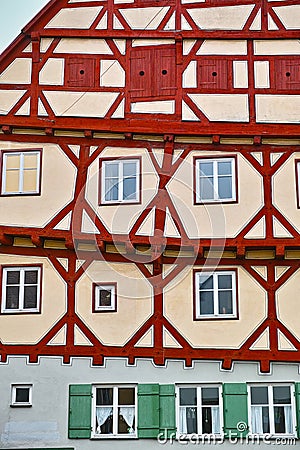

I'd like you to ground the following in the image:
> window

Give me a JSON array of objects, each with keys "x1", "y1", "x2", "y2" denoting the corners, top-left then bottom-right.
[
  {"x1": 11, "y1": 384, "x2": 32, "y2": 406},
  {"x1": 194, "y1": 270, "x2": 237, "y2": 319},
  {"x1": 1, "y1": 266, "x2": 41, "y2": 314},
  {"x1": 100, "y1": 158, "x2": 140, "y2": 204},
  {"x1": 249, "y1": 385, "x2": 295, "y2": 436},
  {"x1": 195, "y1": 157, "x2": 236, "y2": 203},
  {"x1": 93, "y1": 385, "x2": 136, "y2": 437},
  {"x1": 93, "y1": 283, "x2": 117, "y2": 312},
  {"x1": 177, "y1": 386, "x2": 222, "y2": 436},
  {"x1": 1, "y1": 150, "x2": 41, "y2": 195}
]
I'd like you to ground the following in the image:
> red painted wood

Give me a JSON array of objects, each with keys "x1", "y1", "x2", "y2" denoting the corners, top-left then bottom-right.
[
  {"x1": 275, "y1": 59, "x2": 300, "y2": 90},
  {"x1": 66, "y1": 58, "x2": 96, "y2": 88}
]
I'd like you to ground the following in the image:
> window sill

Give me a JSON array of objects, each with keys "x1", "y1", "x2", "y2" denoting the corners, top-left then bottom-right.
[{"x1": 91, "y1": 435, "x2": 137, "y2": 439}]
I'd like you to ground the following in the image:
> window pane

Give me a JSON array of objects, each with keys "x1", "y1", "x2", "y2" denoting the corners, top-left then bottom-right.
[
  {"x1": 180, "y1": 407, "x2": 197, "y2": 434},
  {"x1": 23, "y1": 170, "x2": 38, "y2": 192},
  {"x1": 96, "y1": 388, "x2": 113, "y2": 405},
  {"x1": 105, "y1": 163, "x2": 118, "y2": 178},
  {"x1": 202, "y1": 388, "x2": 219, "y2": 406},
  {"x1": 200, "y1": 177, "x2": 214, "y2": 200},
  {"x1": 96, "y1": 407, "x2": 113, "y2": 434},
  {"x1": 24, "y1": 270, "x2": 38, "y2": 285},
  {"x1": 105, "y1": 179, "x2": 118, "y2": 201},
  {"x1": 5, "y1": 170, "x2": 19, "y2": 192},
  {"x1": 202, "y1": 407, "x2": 212, "y2": 434},
  {"x1": 179, "y1": 388, "x2": 197, "y2": 406},
  {"x1": 273, "y1": 386, "x2": 291, "y2": 404},
  {"x1": 200, "y1": 291, "x2": 214, "y2": 315},
  {"x1": 199, "y1": 275, "x2": 213, "y2": 290},
  {"x1": 123, "y1": 177, "x2": 137, "y2": 200},
  {"x1": 5, "y1": 154, "x2": 20, "y2": 169},
  {"x1": 15, "y1": 388, "x2": 30, "y2": 403},
  {"x1": 99, "y1": 289, "x2": 112, "y2": 307},
  {"x1": 6, "y1": 271, "x2": 20, "y2": 285},
  {"x1": 118, "y1": 388, "x2": 135, "y2": 405},
  {"x1": 218, "y1": 176, "x2": 232, "y2": 199},
  {"x1": 274, "y1": 406, "x2": 287, "y2": 434},
  {"x1": 217, "y1": 161, "x2": 232, "y2": 176},
  {"x1": 262, "y1": 406, "x2": 270, "y2": 433},
  {"x1": 5, "y1": 286, "x2": 19, "y2": 309},
  {"x1": 199, "y1": 162, "x2": 213, "y2": 176},
  {"x1": 24, "y1": 286, "x2": 37, "y2": 309},
  {"x1": 251, "y1": 386, "x2": 268, "y2": 405},
  {"x1": 123, "y1": 162, "x2": 137, "y2": 177},
  {"x1": 23, "y1": 153, "x2": 38, "y2": 169},
  {"x1": 118, "y1": 406, "x2": 135, "y2": 434},
  {"x1": 218, "y1": 291, "x2": 233, "y2": 315},
  {"x1": 218, "y1": 274, "x2": 232, "y2": 289}
]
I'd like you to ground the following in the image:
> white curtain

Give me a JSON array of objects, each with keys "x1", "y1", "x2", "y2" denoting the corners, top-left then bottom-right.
[
  {"x1": 120, "y1": 407, "x2": 135, "y2": 433},
  {"x1": 179, "y1": 408, "x2": 188, "y2": 434},
  {"x1": 284, "y1": 406, "x2": 292, "y2": 434},
  {"x1": 96, "y1": 407, "x2": 113, "y2": 433},
  {"x1": 251, "y1": 406, "x2": 263, "y2": 434},
  {"x1": 211, "y1": 407, "x2": 220, "y2": 434}
]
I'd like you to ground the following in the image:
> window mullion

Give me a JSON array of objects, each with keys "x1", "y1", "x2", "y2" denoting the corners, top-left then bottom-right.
[
  {"x1": 269, "y1": 386, "x2": 274, "y2": 435},
  {"x1": 214, "y1": 273, "x2": 218, "y2": 315},
  {"x1": 197, "y1": 387, "x2": 201, "y2": 435},
  {"x1": 20, "y1": 269, "x2": 25, "y2": 310},
  {"x1": 213, "y1": 160, "x2": 218, "y2": 200},
  {"x1": 113, "y1": 386, "x2": 118, "y2": 435},
  {"x1": 19, "y1": 153, "x2": 24, "y2": 193},
  {"x1": 119, "y1": 162, "x2": 123, "y2": 202}
]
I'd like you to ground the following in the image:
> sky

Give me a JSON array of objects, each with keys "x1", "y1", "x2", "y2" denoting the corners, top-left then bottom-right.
[{"x1": 0, "y1": 0, "x2": 49, "y2": 53}]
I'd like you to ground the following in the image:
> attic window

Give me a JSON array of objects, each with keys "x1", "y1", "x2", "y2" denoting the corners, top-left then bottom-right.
[{"x1": 66, "y1": 58, "x2": 95, "y2": 88}]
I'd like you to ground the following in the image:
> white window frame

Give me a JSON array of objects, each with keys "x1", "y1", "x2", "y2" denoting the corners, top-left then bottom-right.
[
  {"x1": 94, "y1": 284, "x2": 116, "y2": 311},
  {"x1": 248, "y1": 384, "x2": 296, "y2": 437},
  {"x1": 176, "y1": 385, "x2": 223, "y2": 437},
  {"x1": 195, "y1": 157, "x2": 236, "y2": 203},
  {"x1": 1, "y1": 266, "x2": 41, "y2": 314},
  {"x1": 195, "y1": 270, "x2": 237, "y2": 319},
  {"x1": 1, "y1": 150, "x2": 41, "y2": 195},
  {"x1": 11, "y1": 384, "x2": 33, "y2": 407},
  {"x1": 92, "y1": 385, "x2": 137, "y2": 438},
  {"x1": 101, "y1": 159, "x2": 140, "y2": 204}
]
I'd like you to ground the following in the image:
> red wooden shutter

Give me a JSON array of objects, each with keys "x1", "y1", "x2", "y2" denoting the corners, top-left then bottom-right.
[
  {"x1": 198, "y1": 59, "x2": 229, "y2": 89},
  {"x1": 66, "y1": 58, "x2": 95, "y2": 88},
  {"x1": 154, "y1": 47, "x2": 176, "y2": 97},
  {"x1": 275, "y1": 59, "x2": 300, "y2": 89},
  {"x1": 130, "y1": 49, "x2": 152, "y2": 98}
]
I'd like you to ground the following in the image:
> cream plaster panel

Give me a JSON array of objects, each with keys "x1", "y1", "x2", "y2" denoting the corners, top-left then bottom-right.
[
  {"x1": 254, "y1": 61, "x2": 270, "y2": 88},
  {"x1": 277, "y1": 269, "x2": 300, "y2": 340},
  {"x1": 233, "y1": 61, "x2": 248, "y2": 88},
  {"x1": 183, "y1": 61, "x2": 197, "y2": 88},
  {"x1": 132, "y1": 39, "x2": 175, "y2": 47},
  {"x1": 273, "y1": 5, "x2": 300, "y2": 29},
  {"x1": 100, "y1": 60, "x2": 125, "y2": 87},
  {"x1": 188, "y1": 94, "x2": 249, "y2": 122},
  {"x1": 0, "y1": 90, "x2": 27, "y2": 115},
  {"x1": 0, "y1": 59, "x2": 31, "y2": 84},
  {"x1": 0, "y1": 255, "x2": 66, "y2": 345},
  {"x1": 119, "y1": 7, "x2": 170, "y2": 29},
  {"x1": 54, "y1": 38, "x2": 113, "y2": 54},
  {"x1": 76, "y1": 261, "x2": 153, "y2": 345},
  {"x1": 39, "y1": 59, "x2": 64, "y2": 86},
  {"x1": 0, "y1": 142, "x2": 76, "y2": 228},
  {"x1": 85, "y1": 147, "x2": 159, "y2": 234},
  {"x1": 197, "y1": 40, "x2": 247, "y2": 55},
  {"x1": 187, "y1": 5, "x2": 255, "y2": 30},
  {"x1": 164, "y1": 266, "x2": 266, "y2": 348},
  {"x1": 43, "y1": 91, "x2": 119, "y2": 117},
  {"x1": 45, "y1": 7, "x2": 103, "y2": 29},
  {"x1": 256, "y1": 95, "x2": 300, "y2": 123},
  {"x1": 272, "y1": 153, "x2": 300, "y2": 234},
  {"x1": 131, "y1": 101, "x2": 175, "y2": 114},
  {"x1": 167, "y1": 151, "x2": 263, "y2": 239},
  {"x1": 254, "y1": 40, "x2": 300, "y2": 55},
  {"x1": 40, "y1": 38, "x2": 54, "y2": 53}
]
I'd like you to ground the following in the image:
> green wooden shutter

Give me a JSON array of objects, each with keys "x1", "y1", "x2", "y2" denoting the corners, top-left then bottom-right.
[
  {"x1": 159, "y1": 384, "x2": 176, "y2": 438},
  {"x1": 295, "y1": 383, "x2": 300, "y2": 438},
  {"x1": 223, "y1": 383, "x2": 248, "y2": 438},
  {"x1": 68, "y1": 384, "x2": 92, "y2": 439},
  {"x1": 138, "y1": 384, "x2": 160, "y2": 438}
]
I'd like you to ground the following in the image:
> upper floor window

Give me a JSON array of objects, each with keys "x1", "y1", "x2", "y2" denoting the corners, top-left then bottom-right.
[
  {"x1": 100, "y1": 158, "x2": 140, "y2": 204},
  {"x1": 1, "y1": 266, "x2": 41, "y2": 314},
  {"x1": 194, "y1": 270, "x2": 237, "y2": 319},
  {"x1": 249, "y1": 385, "x2": 295, "y2": 436},
  {"x1": 177, "y1": 385, "x2": 222, "y2": 436},
  {"x1": 93, "y1": 385, "x2": 136, "y2": 437},
  {"x1": 11, "y1": 384, "x2": 32, "y2": 407},
  {"x1": 195, "y1": 157, "x2": 236, "y2": 203},
  {"x1": 93, "y1": 283, "x2": 117, "y2": 312},
  {"x1": 1, "y1": 150, "x2": 41, "y2": 196}
]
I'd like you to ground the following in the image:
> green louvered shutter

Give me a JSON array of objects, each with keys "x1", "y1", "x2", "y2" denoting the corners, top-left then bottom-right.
[
  {"x1": 138, "y1": 384, "x2": 160, "y2": 438},
  {"x1": 295, "y1": 383, "x2": 300, "y2": 438},
  {"x1": 223, "y1": 383, "x2": 248, "y2": 438},
  {"x1": 68, "y1": 384, "x2": 92, "y2": 438},
  {"x1": 159, "y1": 384, "x2": 176, "y2": 438}
]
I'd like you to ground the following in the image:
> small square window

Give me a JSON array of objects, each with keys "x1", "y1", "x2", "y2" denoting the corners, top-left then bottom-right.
[
  {"x1": 11, "y1": 384, "x2": 32, "y2": 407},
  {"x1": 195, "y1": 157, "x2": 236, "y2": 204},
  {"x1": 1, "y1": 150, "x2": 41, "y2": 195},
  {"x1": 94, "y1": 283, "x2": 117, "y2": 312},
  {"x1": 100, "y1": 158, "x2": 140, "y2": 204}
]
